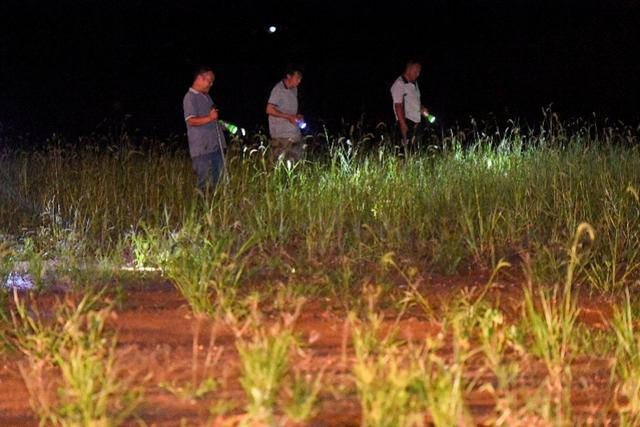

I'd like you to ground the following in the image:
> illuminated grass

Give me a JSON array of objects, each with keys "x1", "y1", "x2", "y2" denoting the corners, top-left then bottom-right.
[{"x1": 1, "y1": 123, "x2": 639, "y2": 292}]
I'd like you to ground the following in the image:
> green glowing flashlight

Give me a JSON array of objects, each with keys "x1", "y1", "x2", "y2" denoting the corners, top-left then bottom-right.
[
  {"x1": 220, "y1": 120, "x2": 238, "y2": 135},
  {"x1": 422, "y1": 112, "x2": 436, "y2": 123}
]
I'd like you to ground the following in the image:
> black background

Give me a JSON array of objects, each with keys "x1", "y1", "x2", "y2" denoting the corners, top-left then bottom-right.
[{"x1": 1, "y1": 0, "x2": 639, "y2": 139}]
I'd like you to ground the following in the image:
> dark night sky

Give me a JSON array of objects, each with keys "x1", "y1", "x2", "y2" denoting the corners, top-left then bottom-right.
[{"x1": 1, "y1": 0, "x2": 639, "y2": 138}]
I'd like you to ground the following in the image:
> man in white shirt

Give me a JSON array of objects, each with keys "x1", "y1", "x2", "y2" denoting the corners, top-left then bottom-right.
[{"x1": 390, "y1": 60, "x2": 430, "y2": 146}]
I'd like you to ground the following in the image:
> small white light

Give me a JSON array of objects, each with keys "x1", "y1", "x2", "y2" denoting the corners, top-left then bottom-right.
[
  {"x1": 241, "y1": 128, "x2": 246, "y2": 136},
  {"x1": 268, "y1": 26, "x2": 277, "y2": 33}
]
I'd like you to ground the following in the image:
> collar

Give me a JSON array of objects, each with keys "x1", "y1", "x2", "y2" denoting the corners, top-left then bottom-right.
[
  {"x1": 401, "y1": 75, "x2": 416, "y2": 85},
  {"x1": 189, "y1": 87, "x2": 202, "y2": 94}
]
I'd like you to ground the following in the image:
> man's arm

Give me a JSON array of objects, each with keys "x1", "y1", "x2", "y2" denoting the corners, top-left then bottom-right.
[
  {"x1": 391, "y1": 80, "x2": 409, "y2": 139},
  {"x1": 394, "y1": 103, "x2": 409, "y2": 139},
  {"x1": 186, "y1": 108, "x2": 218, "y2": 126},
  {"x1": 266, "y1": 103, "x2": 298, "y2": 125}
]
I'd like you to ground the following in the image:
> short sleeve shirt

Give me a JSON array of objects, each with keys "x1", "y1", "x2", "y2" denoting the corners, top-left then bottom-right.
[
  {"x1": 267, "y1": 80, "x2": 301, "y2": 140},
  {"x1": 183, "y1": 87, "x2": 226, "y2": 158},
  {"x1": 390, "y1": 76, "x2": 422, "y2": 124}
]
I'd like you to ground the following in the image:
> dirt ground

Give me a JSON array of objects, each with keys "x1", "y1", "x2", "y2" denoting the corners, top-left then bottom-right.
[{"x1": 0, "y1": 272, "x2": 617, "y2": 426}]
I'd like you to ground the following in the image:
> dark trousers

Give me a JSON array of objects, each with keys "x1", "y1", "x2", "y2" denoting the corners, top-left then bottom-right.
[
  {"x1": 269, "y1": 137, "x2": 304, "y2": 164},
  {"x1": 396, "y1": 120, "x2": 424, "y2": 146},
  {"x1": 191, "y1": 150, "x2": 224, "y2": 191}
]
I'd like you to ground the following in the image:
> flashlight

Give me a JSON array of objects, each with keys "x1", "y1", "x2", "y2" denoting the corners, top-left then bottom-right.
[
  {"x1": 220, "y1": 120, "x2": 238, "y2": 135},
  {"x1": 422, "y1": 112, "x2": 436, "y2": 123},
  {"x1": 297, "y1": 119, "x2": 307, "y2": 130}
]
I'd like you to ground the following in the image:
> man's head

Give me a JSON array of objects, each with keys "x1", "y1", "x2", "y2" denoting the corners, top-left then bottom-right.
[
  {"x1": 192, "y1": 66, "x2": 215, "y2": 93},
  {"x1": 403, "y1": 60, "x2": 422, "y2": 82},
  {"x1": 283, "y1": 65, "x2": 303, "y2": 89}
]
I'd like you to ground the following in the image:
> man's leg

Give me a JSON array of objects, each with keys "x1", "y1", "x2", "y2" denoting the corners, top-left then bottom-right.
[
  {"x1": 396, "y1": 121, "x2": 406, "y2": 145},
  {"x1": 396, "y1": 121, "x2": 416, "y2": 156},
  {"x1": 210, "y1": 149, "x2": 224, "y2": 186},
  {"x1": 192, "y1": 153, "x2": 211, "y2": 191},
  {"x1": 269, "y1": 138, "x2": 290, "y2": 164},
  {"x1": 396, "y1": 121, "x2": 418, "y2": 144},
  {"x1": 410, "y1": 120, "x2": 425, "y2": 148},
  {"x1": 269, "y1": 138, "x2": 282, "y2": 164},
  {"x1": 286, "y1": 137, "x2": 304, "y2": 162}
]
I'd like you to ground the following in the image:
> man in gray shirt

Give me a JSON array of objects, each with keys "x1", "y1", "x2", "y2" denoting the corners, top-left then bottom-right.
[
  {"x1": 183, "y1": 66, "x2": 227, "y2": 190},
  {"x1": 266, "y1": 66, "x2": 304, "y2": 163}
]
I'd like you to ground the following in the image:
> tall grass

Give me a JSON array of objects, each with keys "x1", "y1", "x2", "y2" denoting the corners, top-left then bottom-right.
[
  {"x1": 162, "y1": 224, "x2": 253, "y2": 317},
  {"x1": 0, "y1": 239, "x2": 13, "y2": 290},
  {"x1": 2, "y1": 124, "x2": 639, "y2": 290}
]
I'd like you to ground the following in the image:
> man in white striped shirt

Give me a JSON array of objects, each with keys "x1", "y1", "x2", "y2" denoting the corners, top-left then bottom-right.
[{"x1": 390, "y1": 60, "x2": 430, "y2": 146}]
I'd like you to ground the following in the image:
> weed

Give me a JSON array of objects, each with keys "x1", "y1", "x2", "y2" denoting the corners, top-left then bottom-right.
[
  {"x1": 15, "y1": 299, "x2": 142, "y2": 426},
  {"x1": 610, "y1": 289, "x2": 640, "y2": 424},
  {"x1": 282, "y1": 369, "x2": 323, "y2": 423},
  {"x1": 235, "y1": 297, "x2": 303, "y2": 424}
]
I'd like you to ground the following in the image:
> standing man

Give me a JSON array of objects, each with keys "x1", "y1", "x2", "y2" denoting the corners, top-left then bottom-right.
[
  {"x1": 266, "y1": 66, "x2": 304, "y2": 163},
  {"x1": 390, "y1": 60, "x2": 430, "y2": 147},
  {"x1": 183, "y1": 66, "x2": 227, "y2": 190}
]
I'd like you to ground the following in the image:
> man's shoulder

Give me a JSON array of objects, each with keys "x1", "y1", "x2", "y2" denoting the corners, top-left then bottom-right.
[
  {"x1": 390, "y1": 76, "x2": 405, "y2": 92},
  {"x1": 270, "y1": 81, "x2": 284, "y2": 92},
  {"x1": 183, "y1": 89, "x2": 197, "y2": 101},
  {"x1": 268, "y1": 81, "x2": 285, "y2": 103},
  {"x1": 391, "y1": 76, "x2": 404, "y2": 86}
]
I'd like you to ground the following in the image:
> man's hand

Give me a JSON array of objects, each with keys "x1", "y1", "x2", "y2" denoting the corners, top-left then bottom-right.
[
  {"x1": 187, "y1": 110, "x2": 218, "y2": 126},
  {"x1": 420, "y1": 106, "x2": 429, "y2": 116},
  {"x1": 266, "y1": 104, "x2": 299, "y2": 126}
]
